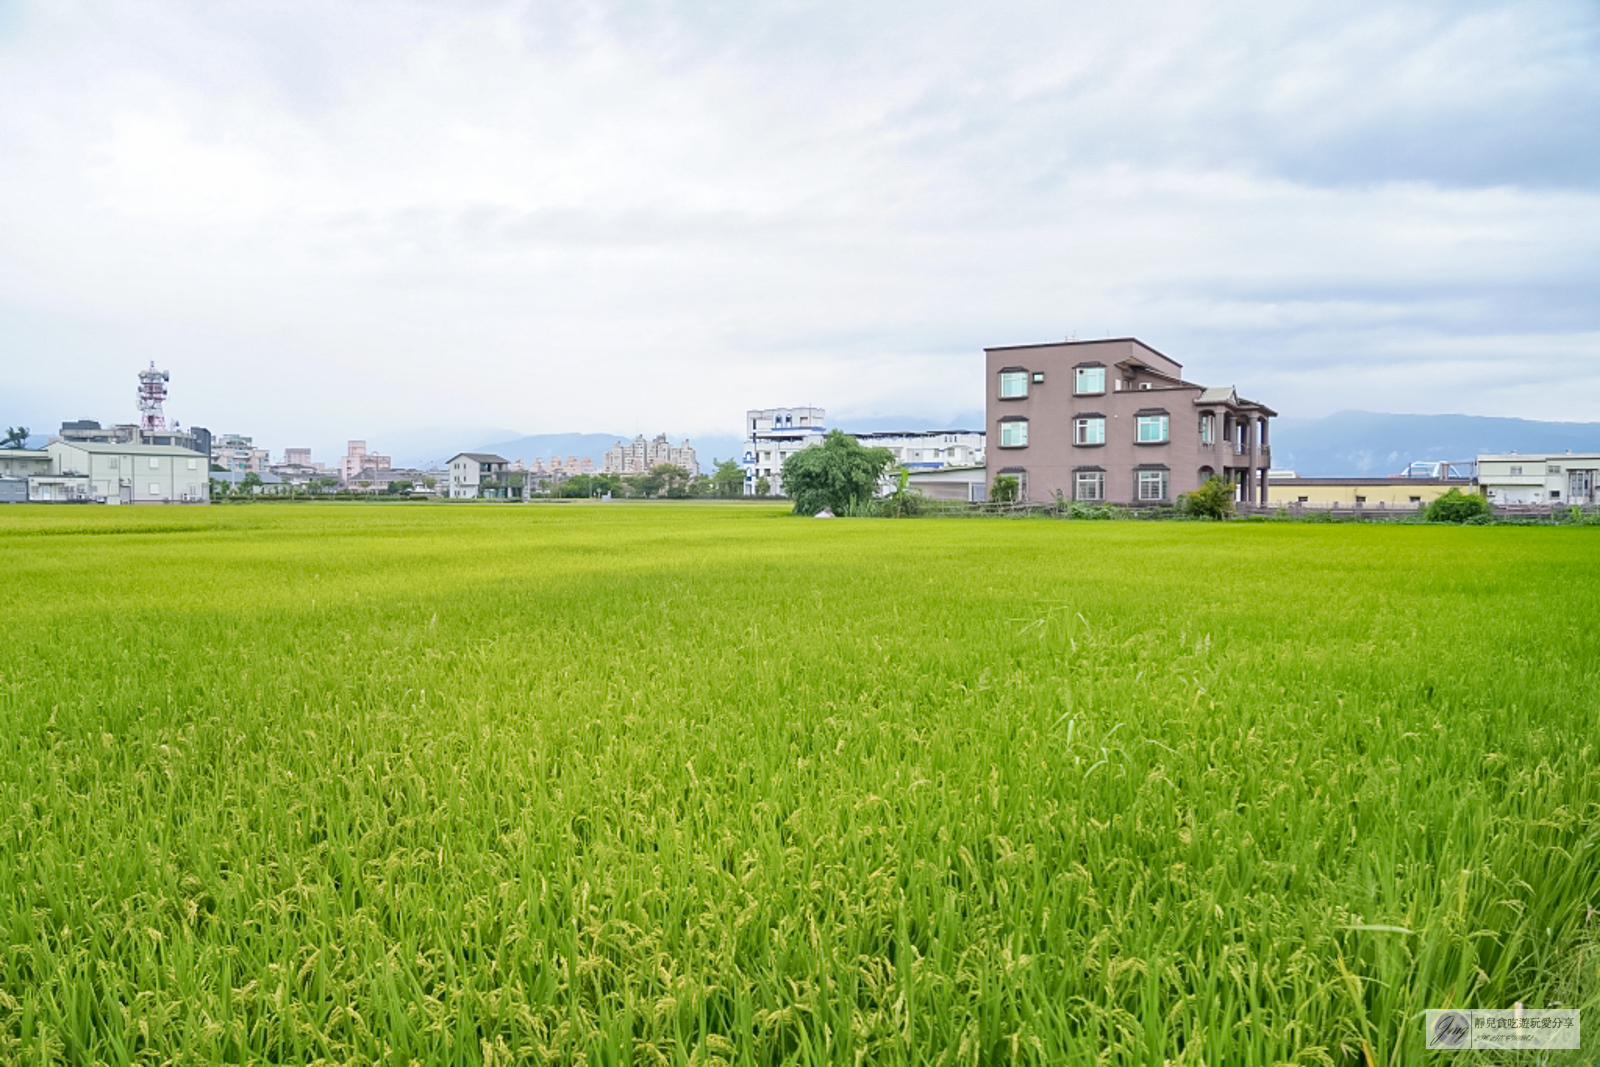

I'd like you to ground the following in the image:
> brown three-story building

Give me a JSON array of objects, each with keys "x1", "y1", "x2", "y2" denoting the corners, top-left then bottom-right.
[{"x1": 985, "y1": 338, "x2": 1275, "y2": 505}]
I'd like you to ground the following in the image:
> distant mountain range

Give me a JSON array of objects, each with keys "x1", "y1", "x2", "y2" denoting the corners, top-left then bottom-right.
[
  {"x1": 1270, "y1": 412, "x2": 1600, "y2": 476},
  {"x1": 374, "y1": 410, "x2": 1598, "y2": 478}
]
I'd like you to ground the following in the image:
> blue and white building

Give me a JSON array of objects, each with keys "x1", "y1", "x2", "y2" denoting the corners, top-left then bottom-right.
[
  {"x1": 742, "y1": 407, "x2": 827, "y2": 496},
  {"x1": 852, "y1": 429, "x2": 986, "y2": 472}
]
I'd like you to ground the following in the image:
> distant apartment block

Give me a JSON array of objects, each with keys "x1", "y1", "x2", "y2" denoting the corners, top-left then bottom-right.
[
  {"x1": 743, "y1": 407, "x2": 827, "y2": 496},
  {"x1": 340, "y1": 441, "x2": 392, "y2": 485},
  {"x1": 213, "y1": 433, "x2": 270, "y2": 474},
  {"x1": 525, "y1": 456, "x2": 596, "y2": 477},
  {"x1": 985, "y1": 338, "x2": 1275, "y2": 505},
  {"x1": 603, "y1": 434, "x2": 700, "y2": 476},
  {"x1": 1478, "y1": 452, "x2": 1598, "y2": 506},
  {"x1": 267, "y1": 449, "x2": 326, "y2": 487}
]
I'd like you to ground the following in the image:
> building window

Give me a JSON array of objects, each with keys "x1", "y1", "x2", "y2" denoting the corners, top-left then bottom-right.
[
  {"x1": 1031, "y1": 372, "x2": 1045, "y2": 383},
  {"x1": 1509, "y1": 465, "x2": 1522, "y2": 475},
  {"x1": 1073, "y1": 416, "x2": 1105, "y2": 445},
  {"x1": 148, "y1": 457, "x2": 160, "y2": 469},
  {"x1": 1075, "y1": 471, "x2": 1105, "y2": 501},
  {"x1": 1136, "y1": 415, "x2": 1169, "y2": 443},
  {"x1": 1548, "y1": 465, "x2": 1562, "y2": 474},
  {"x1": 1137, "y1": 470, "x2": 1168, "y2": 501},
  {"x1": 1354, "y1": 496, "x2": 1366, "y2": 504},
  {"x1": 149, "y1": 483, "x2": 161, "y2": 495},
  {"x1": 1199, "y1": 414, "x2": 1214, "y2": 443},
  {"x1": 998, "y1": 371, "x2": 1028, "y2": 399},
  {"x1": 1074, "y1": 366, "x2": 1106, "y2": 395},
  {"x1": 999, "y1": 420, "x2": 1029, "y2": 448}
]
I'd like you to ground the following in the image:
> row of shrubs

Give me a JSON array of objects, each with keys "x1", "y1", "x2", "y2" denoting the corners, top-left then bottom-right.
[{"x1": 855, "y1": 480, "x2": 1599, "y2": 525}]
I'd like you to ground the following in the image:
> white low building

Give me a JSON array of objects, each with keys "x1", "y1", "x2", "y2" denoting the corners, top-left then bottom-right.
[
  {"x1": 904, "y1": 465, "x2": 989, "y2": 502},
  {"x1": 45, "y1": 441, "x2": 211, "y2": 503},
  {"x1": 1478, "y1": 452, "x2": 1599, "y2": 506},
  {"x1": 447, "y1": 452, "x2": 509, "y2": 499},
  {"x1": 0, "y1": 449, "x2": 52, "y2": 479}
]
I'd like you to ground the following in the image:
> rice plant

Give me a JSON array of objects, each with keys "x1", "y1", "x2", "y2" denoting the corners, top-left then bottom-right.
[{"x1": 0, "y1": 503, "x2": 1595, "y2": 1064}]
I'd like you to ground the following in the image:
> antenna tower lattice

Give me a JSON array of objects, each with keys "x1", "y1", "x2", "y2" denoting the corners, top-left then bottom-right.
[{"x1": 138, "y1": 362, "x2": 170, "y2": 432}]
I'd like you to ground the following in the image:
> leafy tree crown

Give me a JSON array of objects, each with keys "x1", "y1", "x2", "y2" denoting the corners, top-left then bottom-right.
[{"x1": 780, "y1": 431, "x2": 894, "y2": 516}]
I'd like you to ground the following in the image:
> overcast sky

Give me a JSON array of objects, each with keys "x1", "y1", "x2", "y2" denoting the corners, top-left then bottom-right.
[{"x1": 2, "y1": 0, "x2": 1597, "y2": 458}]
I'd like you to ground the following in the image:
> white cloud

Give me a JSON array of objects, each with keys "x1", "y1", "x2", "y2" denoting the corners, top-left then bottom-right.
[{"x1": 1, "y1": 0, "x2": 1597, "y2": 459}]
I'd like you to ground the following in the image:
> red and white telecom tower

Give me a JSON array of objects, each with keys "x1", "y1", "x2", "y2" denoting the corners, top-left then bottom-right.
[{"x1": 138, "y1": 362, "x2": 170, "y2": 433}]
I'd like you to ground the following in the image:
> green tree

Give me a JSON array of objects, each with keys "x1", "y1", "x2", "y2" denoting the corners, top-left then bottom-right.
[
  {"x1": 1425, "y1": 488, "x2": 1493, "y2": 523},
  {"x1": 385, "y1": 480, "x2": 414, "y2": 496},
  {"x1": 685, "y1": 474, "x2": 710, "y2": 498},
  {"x1": 710, "y1": 459, "x2": 744, "y2": 499},
  {"x1": 880, "y1": 468, "x2": 923, "y2": 518},
  {"x1": 754, "y1": 476, "x2": 771, "y2": 498},
  {"x1": 239, "y1": 471, "x2": 263, "y2": 495},
  {"x1": 562, "y1": 473, "x2": 623, "y2": 498},
  {"x1": 989, "y1": 475, "x2": 1019, "y2": 503},
  {"x1": 1, "y1": 426, "x2": 28, "y2": 449},
  {"x1": 779, "y1": 430, "x2": 895, "y2": 516},
  {"x1": 1177, "y1": 475, "x2": 1236, "y2": 519},
  {"x1": 654, "y1": 464, "x2": 691, "y2": 498},
  {"x1": 625, "y1": 469, "x2": 666, "y2": 498}
]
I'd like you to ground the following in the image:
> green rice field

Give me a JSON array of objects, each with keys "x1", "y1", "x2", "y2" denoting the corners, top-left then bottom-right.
[{"x1": 1, "y1": 503, "x2": 1596, "y2": 1065}]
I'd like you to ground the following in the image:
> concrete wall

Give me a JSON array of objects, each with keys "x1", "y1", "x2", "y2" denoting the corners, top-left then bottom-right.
[{"x1": 1268, "y1": 479, "x2": 1470, "y2": 507}]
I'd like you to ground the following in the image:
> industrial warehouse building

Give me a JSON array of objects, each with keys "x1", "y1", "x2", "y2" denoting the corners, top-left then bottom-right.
[{"x1": 44, "y1": 441, "x2": 211, "y2": 504}]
